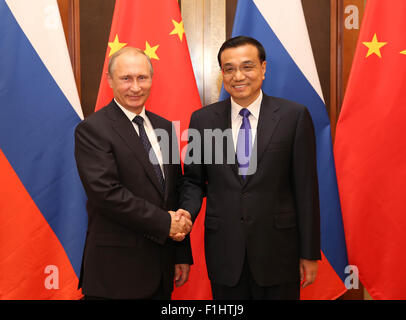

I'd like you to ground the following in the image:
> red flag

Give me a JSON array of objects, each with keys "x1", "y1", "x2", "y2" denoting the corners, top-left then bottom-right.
[
  {"x1": 95, "y1": 0, "x2": 211, "y2": 299},
  {"x1": 334, "y1": 0, "x2": 406, "y2": 299},
  {"x1": 0, "y1": 151, "x2": 82, "y2": 299}
]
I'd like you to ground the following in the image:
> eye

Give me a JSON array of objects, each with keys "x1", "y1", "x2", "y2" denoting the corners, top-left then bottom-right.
[
  {"x1": 242, "y1": 65, "x2": 255, "y2": 72},
  {"x1": 138, "y1": 75, "x2": 150, "y2": 82},
  {"x1": 223, "y1": 66, "x2": 235, "y2": 74}
]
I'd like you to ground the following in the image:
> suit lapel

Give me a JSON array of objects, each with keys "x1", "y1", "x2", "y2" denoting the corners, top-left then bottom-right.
[
  {"x1": 214, "y1": 99, "x2": 242, "y2": 183},
  {"x1": 107, "y1": 102, "x2": 165, "y2": 196},
  {"x1": 216, "y1": 95, "x2": 281, "y2": 186},
  {"x1": 243, "y1": 94, "x2": 281, "y2": 186},
  {"x1": 256, "y1": 95, "x2": 281, "y2": 161},
  {"x1": 146, "y1": 110, "x2": 171, "y2": 201}
]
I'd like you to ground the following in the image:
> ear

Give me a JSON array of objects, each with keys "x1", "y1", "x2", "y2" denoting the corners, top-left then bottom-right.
[
  {"x1": 107, "y1": 72, "x2": 113, "y2": 89},
  {"x1": 261, "y1": 60, "x2": 267, "y2": 79}
]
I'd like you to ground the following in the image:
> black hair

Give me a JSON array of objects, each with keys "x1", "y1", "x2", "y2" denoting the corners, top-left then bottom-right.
[{"x1": 217, "y1": 36, "x2": 266, "y2": 67}]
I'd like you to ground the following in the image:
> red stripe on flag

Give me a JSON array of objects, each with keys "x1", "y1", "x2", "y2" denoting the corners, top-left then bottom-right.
[
  {"x1": 0, "y1": 150, "x2": 82, "y2": 299},
  {"x1": 300, "y1": 251, "x2": 347, "y2": 300}
]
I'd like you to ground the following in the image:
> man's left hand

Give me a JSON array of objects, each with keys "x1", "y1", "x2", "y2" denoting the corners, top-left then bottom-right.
[
  {"x1": 174, "y1": 264, "x2": 190, "y2": 287},
  {"x1": 300, "y1": 259, "x2": 318, "y2": 288}
]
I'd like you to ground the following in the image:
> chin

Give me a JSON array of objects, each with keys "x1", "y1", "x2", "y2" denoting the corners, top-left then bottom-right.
[
  {"x1": 233, "y1": 93, "x2": 250, "y2": 100},
  {"x1": 126, "y1": 100, "x2": 143, "y2": 107}
]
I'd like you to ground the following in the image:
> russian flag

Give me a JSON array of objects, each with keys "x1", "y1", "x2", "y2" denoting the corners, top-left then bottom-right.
[
  {"x1": 221, "y1": 0, "x2": 348, "y2": 299},
  {"x1": 0, "y1": 0, "x2": 87, "y2": 299}
]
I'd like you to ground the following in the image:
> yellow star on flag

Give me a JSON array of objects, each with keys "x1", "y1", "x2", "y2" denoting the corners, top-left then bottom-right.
[
  {"x1": 401, "y1": 50, "x2": 406, "y2": 55},
  {"x1": 144, "y1": 41, "x2": 160, "y2": 60},
  {"x1": 169, "y1": 19, "x2": 185, "y2": 41},
  {"x1": 362, "y1": 33, "x2": 387, "y2": 58},
  {"x1": 108, "y1": 34, "x2": 127, "y2": 57}
]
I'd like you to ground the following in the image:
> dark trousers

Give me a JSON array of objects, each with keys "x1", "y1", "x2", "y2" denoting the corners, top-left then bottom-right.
[
  {"x1": 211, "y1": 258, "x2": 300, "y2": 300},
  {"x1": 84, "y1": 278, "x2": 172, "y2": 300}
]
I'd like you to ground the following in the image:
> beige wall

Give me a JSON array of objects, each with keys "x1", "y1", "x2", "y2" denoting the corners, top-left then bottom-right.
[{"x1": 181, "y1": 0, "x2": 226, "y2": 106}]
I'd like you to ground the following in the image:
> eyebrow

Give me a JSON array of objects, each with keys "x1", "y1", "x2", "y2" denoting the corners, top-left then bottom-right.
[
  {"x1": 223, "y1": 60, "x2": 255, "y2": 66},
  {"x1": 119, "y1": 73, "x2": 149, "y2": 78}
]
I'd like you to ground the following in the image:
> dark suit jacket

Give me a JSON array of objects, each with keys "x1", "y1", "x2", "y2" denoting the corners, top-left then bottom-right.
[
  {"x1": 74, "y1": 100, "x2": 192, "y2": 299},
  {"x1": 180, "y1": 93, "x2": 320, "y2": 287}
]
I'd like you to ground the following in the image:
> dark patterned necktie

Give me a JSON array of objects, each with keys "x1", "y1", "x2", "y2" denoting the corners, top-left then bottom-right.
[
  {"x1": 236, "y1": 108, "x2": 252, "y2": 179},
  {"x1": 133, "y1": 115, "x2": 165, "y2": 191}
]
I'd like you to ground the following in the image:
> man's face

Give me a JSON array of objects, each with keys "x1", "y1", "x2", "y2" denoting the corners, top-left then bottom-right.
[
  {"x1": 220, "y1": 44, "x2": 266, "y2": 107},
  {"x1": 108, "y1": 52, "x2": 152, "y2": 114}
]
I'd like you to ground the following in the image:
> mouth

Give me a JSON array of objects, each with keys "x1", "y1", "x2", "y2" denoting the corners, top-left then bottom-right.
[{"x1": 232, "y1": 84, "x2": 248, "y2": 90}]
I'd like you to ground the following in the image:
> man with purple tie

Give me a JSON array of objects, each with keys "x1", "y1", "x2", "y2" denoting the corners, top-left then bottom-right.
[{"x1": 180, "y1": 36, "x2": 321, "y2": 299}]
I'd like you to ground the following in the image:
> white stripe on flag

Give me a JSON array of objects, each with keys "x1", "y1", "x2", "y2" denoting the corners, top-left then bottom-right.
[
  {"x1": 6, "y1": 0, "x2": 83, "y2": 119},
  {"x1": 253, "y1": 0, "x2": 324, "y2": 102}
]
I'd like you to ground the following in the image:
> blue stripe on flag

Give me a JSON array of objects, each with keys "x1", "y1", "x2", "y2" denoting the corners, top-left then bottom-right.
[
  {"x1": 0, "y1": 1, "x2": 87, "y2": 276},
  {"x1": 221, "y1": 0, "x2": 348, "y2": 281}
]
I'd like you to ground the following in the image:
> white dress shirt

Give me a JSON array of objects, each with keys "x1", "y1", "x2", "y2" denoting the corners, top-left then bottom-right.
[
  {"x1": 230, "y1": 90, "x2": 262, "y2": 151},
  {"x1": 115, "y1": 99, "x2": 165, "y2": 177}
]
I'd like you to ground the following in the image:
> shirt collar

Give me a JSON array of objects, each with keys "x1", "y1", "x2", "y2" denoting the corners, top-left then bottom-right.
[
  {"x1": 231, "y1": 90, "x2": 262, "y2": 121},
  {"x1": 114, "y1": 98, "x2": 147, "y2": 121}
]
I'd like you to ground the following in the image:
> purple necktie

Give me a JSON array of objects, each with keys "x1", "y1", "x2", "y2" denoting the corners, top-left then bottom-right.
[{"x1": 236, "y1": 108, "x2": 252, "y2": 179}]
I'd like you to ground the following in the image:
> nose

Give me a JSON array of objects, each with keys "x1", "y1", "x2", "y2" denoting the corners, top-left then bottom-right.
[
  {"x1": 130, "y1": 80, "x2": 141, "y2": 92},
  {"x1": 233, "y1": 68, "x2": 246, "y2": 81}
]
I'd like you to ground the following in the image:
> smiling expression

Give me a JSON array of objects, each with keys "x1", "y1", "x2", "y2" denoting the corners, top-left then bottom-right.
[
  {"x1": 107, "y1": 50, "x2": 153, "y2": 114},
  {"x1": 220, "y1": 44, "x2": 266, "y2": 107}
]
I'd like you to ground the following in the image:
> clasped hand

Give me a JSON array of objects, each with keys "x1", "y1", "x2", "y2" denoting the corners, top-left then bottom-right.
[{"x1": 169, "y1": 209, "x2": 192, "y2": 241}]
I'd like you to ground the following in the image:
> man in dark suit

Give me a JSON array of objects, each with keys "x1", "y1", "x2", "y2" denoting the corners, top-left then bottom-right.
[
  {"x1": 180, "y1": 36, "x2": 321, "y2": 299},
  {"x1": 74, "y1": 47, "x2": 193, "y2": 299}
]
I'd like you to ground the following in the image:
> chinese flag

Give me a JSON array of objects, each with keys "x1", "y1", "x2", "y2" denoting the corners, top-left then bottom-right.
[
  {"x1": 335, "y1": 0, "x2": 406, "y2": 299},
  {"x1": 95, "y1": 0, "x2": 211, "y2": 299}
]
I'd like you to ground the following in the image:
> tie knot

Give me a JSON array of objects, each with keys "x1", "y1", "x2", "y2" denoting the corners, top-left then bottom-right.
[
  {"x1": 239, "y1": 108, "x2": 251, "y2": 118},
  {"x1": 133, "y1": 115, "x2": 144, "y2": 126}
]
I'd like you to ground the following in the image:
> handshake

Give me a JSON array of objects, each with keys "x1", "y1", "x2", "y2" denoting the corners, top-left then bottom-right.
[{"x1": 168, "y1": 209, "x2": 193, "y2": 241}]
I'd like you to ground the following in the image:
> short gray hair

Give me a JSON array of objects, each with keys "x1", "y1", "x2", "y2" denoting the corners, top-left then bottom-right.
[{"x1": 108, "y1": 46, "x2": 154, "y2": 77}]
